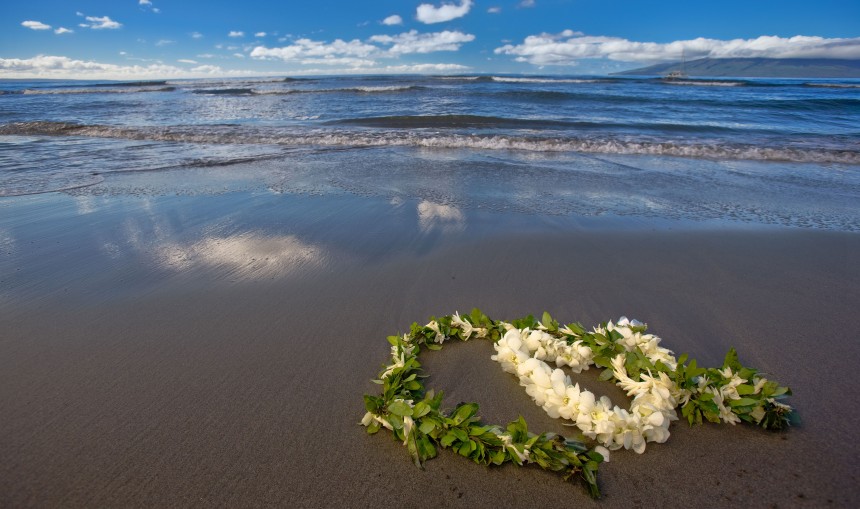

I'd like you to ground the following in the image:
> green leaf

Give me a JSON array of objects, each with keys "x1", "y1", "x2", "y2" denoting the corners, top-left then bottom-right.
[
  {"x1": 598, "y1": 368, "x2": 614, "y2": 382},
  {"x1": 418, "y1": 419, "x2": 436, "y2": 434},
  {"x1": 452, "y1": 403, "x2": 478, "y2": 424},
  {"x1": 363, "y1": 395, "x2": 382, "y2": 413},
  {"x1": 365, "y1": 420, "x2": 381, "y2": 434},
  {"x1": 722, "y1": 347, "x2": 742, "y2": 372},
  {"x1": 728, "y1": 397, "x2": 758, "y2": 408},
  {"x1": 413, "y1": 402, "x2": 431, "y2": 418},
  {"x1": 451, "y1": 427, "x2": 469, "y2": 442},
  {"x1": 736, "y1": 384, "x2": 755, "y2": 395},
  {"x1": 387, "y1": 400, "x2": 414, "y2": 416}
]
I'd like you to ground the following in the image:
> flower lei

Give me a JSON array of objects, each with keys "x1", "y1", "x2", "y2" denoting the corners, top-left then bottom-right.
[{"x1": 362, "y1": 309, "x2": 793, "y2": 498}]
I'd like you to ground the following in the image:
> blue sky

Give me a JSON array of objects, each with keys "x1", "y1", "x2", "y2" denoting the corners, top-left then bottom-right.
[{"x1": 2, "y1": 0, "x2": 859, "y2": 79}]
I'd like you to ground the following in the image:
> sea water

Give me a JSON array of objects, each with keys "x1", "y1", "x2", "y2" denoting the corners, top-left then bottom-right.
[{"x1": 1, "y1": 74, "x2": 858, "y2": 230}]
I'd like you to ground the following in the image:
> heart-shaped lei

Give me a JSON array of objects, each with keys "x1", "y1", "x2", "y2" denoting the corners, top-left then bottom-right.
[{"x1": 361, "y1": 310, "x2": 793, "y2": 498}]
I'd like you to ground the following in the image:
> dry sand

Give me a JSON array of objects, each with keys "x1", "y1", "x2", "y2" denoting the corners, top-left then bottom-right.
[{"x1": 1, "y1": 187, "x2": 858, "y2": 508}]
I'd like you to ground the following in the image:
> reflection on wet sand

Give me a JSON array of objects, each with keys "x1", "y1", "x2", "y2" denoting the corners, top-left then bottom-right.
[
  {"x1": 417, "y1": 200, "x2": 465, "y2": 233},
  {"x1": 156, "y1": 234, "x2": 322, "y2": 280}
]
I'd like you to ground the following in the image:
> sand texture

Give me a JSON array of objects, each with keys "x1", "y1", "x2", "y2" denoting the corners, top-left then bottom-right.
[{"x1": 1, "y1": 187, "x2": 859, "y2": 508}]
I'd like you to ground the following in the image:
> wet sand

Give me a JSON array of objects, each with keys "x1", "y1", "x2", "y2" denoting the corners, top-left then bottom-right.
[{"x1": 1, "y1": 182, "x2": 859, "y2": 507}]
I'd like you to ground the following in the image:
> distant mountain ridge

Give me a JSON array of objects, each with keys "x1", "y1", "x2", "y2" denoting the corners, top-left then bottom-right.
[{"x1": 613, "y1": 58, "x2": 860, "y2": 78}]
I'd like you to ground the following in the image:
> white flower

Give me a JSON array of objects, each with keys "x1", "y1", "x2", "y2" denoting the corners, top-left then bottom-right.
[
  {"x1": 488, "y1": 324, "x2": 688, "y2": 454},
  {"x1": 559, "y1": 324, "x2": 581, "y2": 337},
  {"x1": 425, "y1": 320, "x2": 445, "y2": 343},
  {"x1": 451, "y1": 312, "x2": 474, "y2": 339},
  {"x1": 380, "y1": 351, "x2": 407, "y2": 379},
  {"x1": 524, "y1": 329, "x2": 544, "y2": 351},
  {"x1": 498, "y1": 433, "x2": 530, "y2": 463},
  {"x1": 708, "y1": 387, "x2": 741, "y2": 425},
  {"x1": 402, "y1": 415, "x2": 415, "y2": 445},
  {"x1": 491, "y1": 343, "x2": 529, "y2": 374},
  {"x1": 594, "y1": 445, "x2": 610, "y2": 462},
  {"x1": 362, "y1": 411, "x2": 394, "y2": 430},
  {"x1": 361, "y1": 411, "x2": 374, "y2": 426}
]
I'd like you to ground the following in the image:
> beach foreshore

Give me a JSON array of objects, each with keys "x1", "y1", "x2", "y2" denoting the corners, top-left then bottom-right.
[{"x1": 1, "y1": 181, "x2": 858, "y2": 507}]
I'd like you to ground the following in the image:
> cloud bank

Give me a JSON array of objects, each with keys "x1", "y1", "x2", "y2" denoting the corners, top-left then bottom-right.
[
  {"x1": 495, "y1": 31, "x2": 860, "y2": 65},
  {"x1": 369, "y1": 30, "x2": 475, "y2": 54},
  {"x1": 416, "y1": 0, "x2": 473, "y2": 24},
  {"x1": 251, "y1": 30, "x2": 475, "y2": 65},
  {"x1": 0, "y1": 54, "x2": 468, "y2": 79},
  {"x1": 0, "y1": 55, "x2": 259, "y2": 79}
]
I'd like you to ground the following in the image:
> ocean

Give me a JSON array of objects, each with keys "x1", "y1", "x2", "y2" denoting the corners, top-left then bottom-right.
[{"x1": 1, "y1": 74, "x2": 858, "y2": 230}]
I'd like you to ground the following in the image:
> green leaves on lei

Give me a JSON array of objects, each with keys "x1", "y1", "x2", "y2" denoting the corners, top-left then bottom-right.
[{"x1": 362, "y1": 309, "x2": 793, "y2": 499}]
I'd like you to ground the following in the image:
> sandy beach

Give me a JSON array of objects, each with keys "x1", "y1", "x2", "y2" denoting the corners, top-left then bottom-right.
[{"x1": 1, "y1": 160, "x2": 858, "y2": 508}]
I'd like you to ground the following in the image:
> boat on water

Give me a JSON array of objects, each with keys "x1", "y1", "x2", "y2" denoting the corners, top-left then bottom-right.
[
  {"x1": 662, "y1": 50, "x2": 688, "y2": 80},
  {"x1": 663, "y1": 69, "x2": 688, "y2": 80}
]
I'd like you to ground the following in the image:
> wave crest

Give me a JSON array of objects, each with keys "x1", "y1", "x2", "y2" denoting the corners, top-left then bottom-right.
[{"x1": 2, "y1": 121, "x2": 857, "y2": 165}]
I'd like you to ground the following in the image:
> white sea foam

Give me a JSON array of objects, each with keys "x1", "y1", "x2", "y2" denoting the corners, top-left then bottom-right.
[
  {"x1": 663, "y1": 80, "x2": 744, "y2": 87},
  {"x1": 250, "y1": 85, "x2": 418, "y2": 95},
  {"x1": 22, "y1": 87, "x2": 174, "y2": 95},
  {"x1": 350, "y1": 85, "x2": 418, "y2": 92},
  {"x1": 4, "y1": 122, "x2": 857, "y2": 165},
  {"x1": 804, "y1": 83, "x2": 860, "y2": 89},
  {"x1": 491, "y1": 77, "x2": 603, "y2": 84}
]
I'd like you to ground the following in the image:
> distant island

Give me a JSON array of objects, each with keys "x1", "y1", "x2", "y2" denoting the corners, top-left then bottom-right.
[{"x1": 613, "y1": 58, "x2": 860, "y2": 78}]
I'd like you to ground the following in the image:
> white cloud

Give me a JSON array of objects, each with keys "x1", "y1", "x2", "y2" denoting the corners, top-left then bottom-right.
[
  {"x1": 370, "y1": 30, "x2": 475, "y2": 54},
  {"x1": 139, "y1": 0, "x2": 152, "y2": 5},
  {"x1": 285, "y1": 62, "x2": 469, "y2": 75},
  {"x1": 80, "y1": 16, "x2": 122, "y2": 30},
  {"x1": 190, "y1": 65, "x2": 222, "y2": 74},
  {"x1": 22, "y1": 20, "x2": 51, "y2": 30},
  {"x1": 519, "y1": 0, "x2": 536, "y2": 7},
  {"x1": 300, "y1": 57, "x2": 376, "y2": 67},
  {"x1": 155, "y1": 39, "x2": 174, "y2": 47},
  {"x1": 153, "y1": 8, "x2": 160, "y2": 13},
  {"x1": 386, "y1": 63, "x2": 468, "y2": 72},
  {"x1": 495, "y1": 30, "x2": 860, "y2": 65},
  {"x1": 255, "y1": 32, "x2": 267, "y2": 37},
  {"x1": 191, "y1": 32, "x2": 203, "y2": 39},
  {"x1": 416, "y1": 0, "x2": 473, "y2": 24},
  {"x1": 487, "y1": 7, "x2": 501, "y2": 14},
  {"x1": 0, "y1": 55, "x2": 271, "y2": 79},
  {"x1": 250, "y1": 38, "x2": 378, "y2": 61},
  {"x1": 54, "y1": 27, "x2": 73, "y2": 35},
  {"x1": 382, "y1": 15, "x2": 403, "y2": 26},
  {"x1": 233, "y1": 53, "x2": 246, "y2": 58},
  {"x1": 251, "y1": 30, "x2": 475, "y2": 64},
  {"x1": 178, "y1": 59, "x2": 197, "y2": 64},
  {"x1": 228, "y1": 31, "x2": 244, "y2": 38}
]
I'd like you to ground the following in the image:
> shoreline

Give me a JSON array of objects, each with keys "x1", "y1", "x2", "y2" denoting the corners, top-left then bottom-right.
[{"x1": 1, "y1": 182, "x2": 858, "y2": 507}]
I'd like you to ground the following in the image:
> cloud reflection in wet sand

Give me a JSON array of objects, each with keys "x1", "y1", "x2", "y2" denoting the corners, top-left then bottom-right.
[
  {"x1": 156, "y1": 233, "x2": 322, "y2": 280},
  {"x1": 417, "y1": 200, "x2": 465, "y2": 233}
]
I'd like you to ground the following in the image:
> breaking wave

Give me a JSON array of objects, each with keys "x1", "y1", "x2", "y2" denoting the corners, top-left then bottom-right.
[
  {"x1": 19, "y1": 87, "x2": 176, "y2": 95},
  {"x1": 3, "y1": 121, "x2": 858, "y2": 164}
]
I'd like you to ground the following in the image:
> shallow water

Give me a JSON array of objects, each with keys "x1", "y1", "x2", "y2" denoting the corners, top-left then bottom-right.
[{"x1": 1, "y1": 74, "x2": 858, "y2": 230}]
